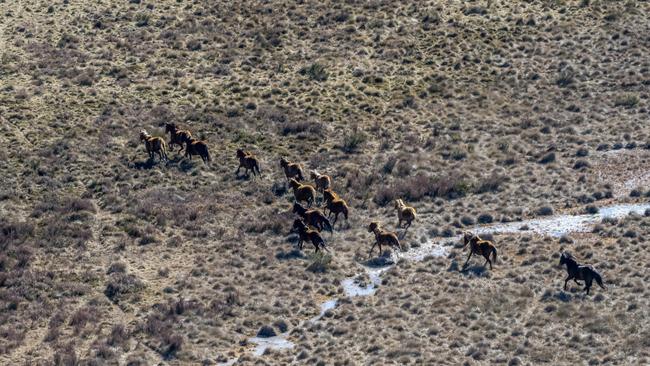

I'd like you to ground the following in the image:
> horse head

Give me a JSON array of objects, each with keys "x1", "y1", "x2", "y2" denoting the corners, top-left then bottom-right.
[{"x1": 462, "y1": 232, "x2": 475, "y2": 247}]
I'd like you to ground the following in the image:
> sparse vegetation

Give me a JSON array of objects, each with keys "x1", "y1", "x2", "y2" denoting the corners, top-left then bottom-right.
[{"x1": 2, "y1": 0, "x2": 649, "y2": 365}]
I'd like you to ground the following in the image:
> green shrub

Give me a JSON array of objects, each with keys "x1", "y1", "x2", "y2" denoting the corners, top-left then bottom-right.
[{"x1": 307, "y1": 252, "x2": 332, "y2": 273}]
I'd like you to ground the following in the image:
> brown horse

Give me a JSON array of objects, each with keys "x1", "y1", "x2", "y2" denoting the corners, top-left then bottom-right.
[
  {"x1": 292, "y1": 202, "x2": 332, "y2": 234},
  {"x1": 139, "y1": 130, "x2": 168, "y2": 161},
  {"x1": 280, "y1": 157, "x2": 305, "y2": 181},
  {"x1": 236, "y1": 149, "x2": 261, "y2": 177},
  {"x1": 290, "y1": 219, "x2": 327, "y2": 252},
  {"x1": 559, "y1": 252, "x2": 605, "y2": 294},
  {"x1": 289, "y1": 178, "x2": 316, "y2": 207},
  {"x1": 462, "y1": 232, "x2": 497, "y2": 270},
  {"x1": 165, "y1": 123, "x2": 192, "y2": 153},
  {"x1": 322, "y1": 188, "x2": 348, "y2": 225},
  {"x1": 310, "y1": 170, "x2": 331, "y2": 192},
  {"x1": 368, "y1": 221, "x2": 401, "y2": 257},
  {"x1": 185, "y1": 138, "x2": 210, "y2": 163}
]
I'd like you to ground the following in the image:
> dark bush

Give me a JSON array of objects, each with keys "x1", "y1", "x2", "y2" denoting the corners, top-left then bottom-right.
[
  {"x1": 105, "y1": 273, "x2": 144, "y2": 303},
  {"x1": 257, "y1": 325, "x2": 276, "y2": 338},
  {"x1": 573, "y1": 160, "x2": 590, "y2": 169},
  {"x1": 536, "y1": 206, "x2": 554, "y2": 216},
  {"x1": 477, "y1": 213, "x2": 493, "y2": 224},
  {"x1": 538, "y1": 152, "x2": 556, "y2": 164},
  {"x1": 300, "y1": 63, "x2": 328, "y2": 82}
]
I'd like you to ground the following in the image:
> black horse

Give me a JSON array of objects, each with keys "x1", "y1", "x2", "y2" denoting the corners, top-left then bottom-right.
[{"x1": 559, "y1": 252, "x2": 606, "y2": 294}]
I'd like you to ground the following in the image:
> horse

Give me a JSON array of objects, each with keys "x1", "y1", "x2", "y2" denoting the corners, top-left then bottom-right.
[
  {"x1": 236, "y1": 149, "x2": 261, "y2": 177},
  {"x1": 367, "y1": 221, "x2": 401, "y2": 257},
  {"x1": 292, "y1": 202, "x2": 333, "y2": 234},
  {"x1": 289, "y1": 178, "x2": 316, "y2": 207},
  {"x1": 185, "y1": 138, "x2": 210, "y2": 163},
  {"x1": 165, "y1": 123, "x2": 192, "y2": 153},
  {"x1": 290, "y1": 219, "x2": 327, "y2": 253},
  {"x1": 559, "y1": 252, "x2": 606, "y2": 294},
  {"x1": 394, "y1": 199, "x2": 416, "y2": 229},
  {"x1": 139, "y1": 130, "x2": 168, "y2": 162},
  {"x1": 280, "y1": 157, "x2": 305, "y2": 181},
  {"x1": 462, "y1": 232, "x2": 497, "y2": 270}
]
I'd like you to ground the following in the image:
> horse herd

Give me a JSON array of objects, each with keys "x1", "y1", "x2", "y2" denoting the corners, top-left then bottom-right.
[{"x1": 139, "y1": 124, "x2": 607, "y2": 295}]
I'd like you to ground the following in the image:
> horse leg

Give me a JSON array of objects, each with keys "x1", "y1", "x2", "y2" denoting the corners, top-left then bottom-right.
[
  {"x1": 368, "y1": 242, "x2": 377, "y2": 257},
  {"x1": 236, "y1": 165, "x2": 241, "y2": 175},
  {"x1": 584, "y1": 278, "x2": 592, "y2": 294},
  {"x1": 463, "y1": 251, "x2": 473, "y2": 268},
  {"x1": 484, "y1": 255, "x2": 492, "y2": 270}
]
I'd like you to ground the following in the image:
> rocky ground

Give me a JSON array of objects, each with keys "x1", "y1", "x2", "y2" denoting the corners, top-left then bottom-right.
[{"x1": 1, "y1": 0, "x2": 649, "y2": 365}]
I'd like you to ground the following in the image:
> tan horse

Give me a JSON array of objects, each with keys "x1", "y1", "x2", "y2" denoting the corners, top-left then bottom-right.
[{"x1": 139, "y1": 130, "x2": 168, "y2": 161}]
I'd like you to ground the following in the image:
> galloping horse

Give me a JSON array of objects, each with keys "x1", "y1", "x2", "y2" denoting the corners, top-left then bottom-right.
[{"x1": 559, "y1": 252, "x2": 605, "y2": 294}]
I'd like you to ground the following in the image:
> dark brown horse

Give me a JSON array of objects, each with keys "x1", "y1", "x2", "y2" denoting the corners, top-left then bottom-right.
[
  {"x1": 462, "y1": 232, "x2": 497, "y2": 270},
  {"x1": 559, "y1": 252, "x2": 605, "y2": 294},
  {"x1": 236, "y1": 149, "x2": 261, "y2": 177},
  {"x1": 290, "y1": 219, "x2": 327, "y2": 252},
  {"x1": 185, "y1": 138, "x2": 210, "y2": 163},
  {"x1": 165, "y1": 123, "x2": 192, "y2": 153},
  {"x1": 292, "y1": 202, "x2": 332, "y2": 234}
]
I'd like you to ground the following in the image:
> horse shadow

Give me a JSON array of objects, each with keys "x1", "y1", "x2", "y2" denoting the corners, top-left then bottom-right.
[
  {"x1": 235, "y1": 173, "x2": 255, "y2": 181},
  {"x1": 177, "y1": 158, "x2": 196, "y2": 173},
  {"x1": 275, "y1": 248, "x2": 306, "y2": 261},
  {"x1": 364, "y1": 254, "x2": 395, "y2": 267},
  {"x1": 459, "y1": 263, "x2": 490, "y2": 278},
  {"x1": 132, "y1": 159, "x2": 162, "y2": 170}
]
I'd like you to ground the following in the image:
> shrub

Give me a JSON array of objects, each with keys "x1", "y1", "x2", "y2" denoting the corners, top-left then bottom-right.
[
  {"x1": 107, "y1": 262, "x2": 126, "y2": 274},
  {"x1": 105, "y1": 273, "x2": 144, "y2": 303},
  {"x1": 477, "y1": 213, "x2": 493, "y2": 224},
  {"x1": 279, "y1": 120, "x2": 324, "y2": 136},
  {"x1": 539, "y1": 152, "x2": 556, "y2": 164},
  {"x1": 135, "y1": 13, "x2": 150, "y2": 27},
  {"x1": 573, "y1": 160, "x2": 590, "y2": 169},
  {"x1": 306, "y1": 252, "x2": 332, "y2": 273},
  {"x1": 536, "y1": 206, "x2": 554, "y2": 216},
  {"x1": 614, "y1": 94, "x2": 639, "y2": 108},
  {"x1": 300, "y1": 63, "x2": 329, "y2": 81},
  {"x1": 186, "y1": 39, "x2": 202, "y2": 51},
  {"x1": 342, "y1": 130, "x2": 367, "y2": 153},
  {"x1": 556, "y1": 68, "x2": 574, "y2": 87}
]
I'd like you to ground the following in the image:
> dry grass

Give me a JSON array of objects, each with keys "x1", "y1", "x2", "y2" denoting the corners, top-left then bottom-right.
[{"x1": 1, "y1": 0, "x2": 649, "y2": 364}]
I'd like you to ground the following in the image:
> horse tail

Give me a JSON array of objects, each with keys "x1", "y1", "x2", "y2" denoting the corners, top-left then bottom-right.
[
  {"x1": 254, "y1": 160, "x2": 261, "y2": 175},
  {"x1": 491, "y1": 246, "x2": 497, "y2": 263},
  {"x1": 592, "y1": 270, "x2": 605, "y2": 289}
]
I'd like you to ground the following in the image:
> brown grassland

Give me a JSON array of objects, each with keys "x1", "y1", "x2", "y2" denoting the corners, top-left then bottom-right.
[{"x1": 1, "y1": 0, "x2": 649, "y2": 365}]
